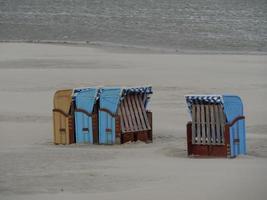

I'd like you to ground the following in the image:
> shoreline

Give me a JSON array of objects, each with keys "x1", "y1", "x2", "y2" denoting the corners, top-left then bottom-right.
[{"x1": 1, "y1": 40, "x2": 267, "y2": 56}]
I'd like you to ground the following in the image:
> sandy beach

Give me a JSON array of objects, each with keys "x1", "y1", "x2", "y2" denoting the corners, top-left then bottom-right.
[{"x1": 0, "y1": 43, "x2": 267, "y2": 200}]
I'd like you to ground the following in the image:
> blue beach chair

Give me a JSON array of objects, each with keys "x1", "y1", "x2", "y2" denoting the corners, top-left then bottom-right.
[
  {"x1": 98, "y1": 86, "x2": 153, "y2": 144},
  {"x1": 74, "y1": 88, "x2": 99, "y2": 144}
]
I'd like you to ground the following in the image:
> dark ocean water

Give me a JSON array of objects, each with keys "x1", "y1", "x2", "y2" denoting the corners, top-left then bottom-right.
[{"x1": 0, "y1": 0, "x2": 267, "y2": 52}]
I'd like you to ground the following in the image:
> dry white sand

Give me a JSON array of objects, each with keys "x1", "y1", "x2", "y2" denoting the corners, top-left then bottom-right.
[{"x1": 0, "y1": 43, "x2": 267, "y2": 200}]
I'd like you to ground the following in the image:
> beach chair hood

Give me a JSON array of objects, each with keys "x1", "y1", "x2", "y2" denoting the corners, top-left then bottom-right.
[
  {"x1": 99, "y1": 86, "x2": 153, "y2": 115},
  {"x1": 185, "y1": 95, "x2": 244, "y2": 123}
]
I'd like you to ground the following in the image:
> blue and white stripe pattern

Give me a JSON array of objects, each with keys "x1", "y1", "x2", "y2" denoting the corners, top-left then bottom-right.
[
  {"x1": 73, "y1": 87, "x2": 94, "y2": 94},
  {"x1": 73, "y1": 87, "x2": 100, "y2": 100},
  {"x1": 121, "y1": 86, "x2": 152, "y2": 108},
  {"x1": 185, "y1": 95, "x2": 224, "y2": 113},
  {"x1": 122, "y1": 86, "x2": 153, "y2": 96},
  {"x1": 72, "y1": 86, "x2": 152, "y2": 105}
]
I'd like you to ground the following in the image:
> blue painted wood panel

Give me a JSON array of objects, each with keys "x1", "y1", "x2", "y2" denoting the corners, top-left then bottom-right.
[
  {"x1": 99, "y1": 88, "x2": 122, "y2": 144},
  {"x1": 223, "y1": 95, "x2": 246, "y2": 157},
  {"x1": 75, "y1": 88, "x2": 98, "y2": 144}
]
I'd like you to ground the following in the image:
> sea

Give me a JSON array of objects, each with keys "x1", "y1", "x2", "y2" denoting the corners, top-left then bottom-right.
[{"x1": 0, "y1": 0, "x2": 267, "y2": 53}]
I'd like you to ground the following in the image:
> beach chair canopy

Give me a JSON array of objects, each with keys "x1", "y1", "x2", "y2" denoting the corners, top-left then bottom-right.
[
  {"x1": 185, "y1": 95, "x2": 244, "y2": 123},
  {"x1": 74, "y1": 88, "x2": 99, "y2": 113},
  {"x1": 99, "y1": 86, "x2": 153, "y2": 115},
  {"x1": 54, "y1": 89, "x2": 73, "y2": 115}
]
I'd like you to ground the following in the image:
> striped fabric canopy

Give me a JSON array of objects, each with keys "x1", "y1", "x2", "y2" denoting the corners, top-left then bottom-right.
[
  {"x1": 73, "y1": 86, "x2": 152, "y2": 96},
  {"x1": 72, "y1": 86, "x2": 152, "y2": 106},
  {"x1": 121, "y1": 86, "x2": 153, "y2": 96},
  {"x1": 185, "y1": 95, "x2": 224, "y2": 113},
  {"x1": 73, "y1": 87, "x2": 100, "y2": 100},
  {"x1": 73, "y1": 87, "x2": 95, "y2": 94}
]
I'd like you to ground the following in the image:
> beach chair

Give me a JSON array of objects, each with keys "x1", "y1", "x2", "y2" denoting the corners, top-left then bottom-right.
[
  {"x1": 53, "y1": 89, "x2": 75, "y2": 144},
  {"x1": 74, "y1": 88, "x2": 99, "y2": 144},
  {"x1": 98, "y1": 87, "x2": 153, "y2": 144},
  {"x1": 185, "y1": 95, "x2": 246, "y2": 158}
]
